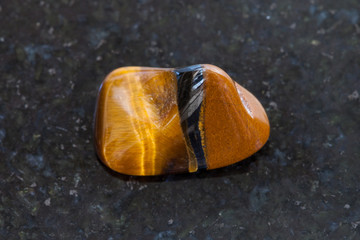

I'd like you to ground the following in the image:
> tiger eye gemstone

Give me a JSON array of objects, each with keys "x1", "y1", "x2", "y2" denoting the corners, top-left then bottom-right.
[{"x1": 94, "y1": 64, "x2": 270, "y2": 176}]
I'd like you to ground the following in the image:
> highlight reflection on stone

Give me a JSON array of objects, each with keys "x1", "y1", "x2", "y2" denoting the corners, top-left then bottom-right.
[{"x1": 94, "y1": 64, "x2": 270, "y2": 176}]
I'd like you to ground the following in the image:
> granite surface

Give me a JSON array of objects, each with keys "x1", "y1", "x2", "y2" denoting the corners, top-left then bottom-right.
[{"x1": 1, "y1": 0, "x2": 360, "y2": 239}]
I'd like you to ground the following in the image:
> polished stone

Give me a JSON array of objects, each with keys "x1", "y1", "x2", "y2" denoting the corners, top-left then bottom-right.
[{"x1": 94, "y1": 65, "x2": 269, "y2": 175}]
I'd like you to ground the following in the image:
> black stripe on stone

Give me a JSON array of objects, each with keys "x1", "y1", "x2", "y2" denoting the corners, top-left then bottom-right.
[{"x1": 175, "y1": 65, "x2": 207, "y2": 169}]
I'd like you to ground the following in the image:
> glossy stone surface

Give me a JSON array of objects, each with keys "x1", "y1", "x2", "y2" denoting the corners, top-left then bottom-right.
[
  {"x1": 1, "y1": 1, "x2": 360, "y2": 239},
  {"x1": 95, "y1": 67, "x2": 189, "y2": 175},
  {"x1": 95, "y1": 65, "x2": 269, "y2": 175},
  {"x1": 202, "y1": 65, "x2": 270, "y2": 170}
]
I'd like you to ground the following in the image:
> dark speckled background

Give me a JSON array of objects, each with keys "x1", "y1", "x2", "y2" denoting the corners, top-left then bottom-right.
[{"x1": 1, "y1": 0, "x2": 360, "y2": 239}]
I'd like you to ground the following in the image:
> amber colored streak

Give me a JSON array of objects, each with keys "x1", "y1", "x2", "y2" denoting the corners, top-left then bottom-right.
[
  {"x1": 202, "y1": 65, "x2": 270, "y2": 170},
  {"x1": 198, "y1": 97, "x2": 207, "y2": 163},
  {"x1": 125, "y1": 74, "x2": 156, "y2": 175},
  {"x1": 94, "y1": 67, "x2": 189, "y2": 175}
]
